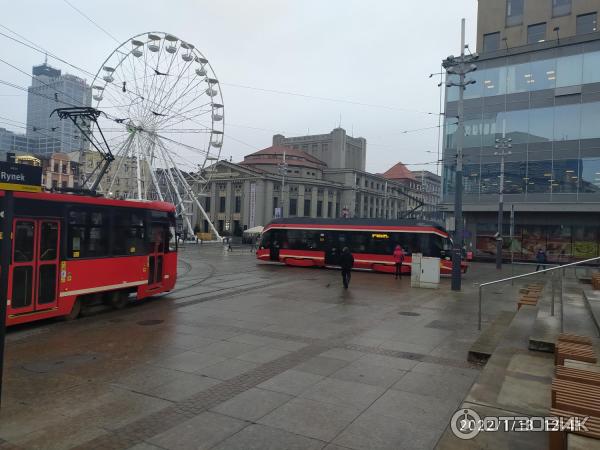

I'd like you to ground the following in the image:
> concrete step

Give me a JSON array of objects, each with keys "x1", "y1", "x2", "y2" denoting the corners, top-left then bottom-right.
[
  {"x1": 437, "y1": 304, "x2": 552, "y2": 449},
  {"x1": 529, "y1": 284, "x2": 562, "y2": 353},
  {"x1": 582, "y1": 288, "x2": 600, "y2": 337},
  {"x1": 563, "y1": 281, "x2": 599, "y2": 338},
  {"x1": 467, "y1": 310, "x2": 515, "y2": 364}
]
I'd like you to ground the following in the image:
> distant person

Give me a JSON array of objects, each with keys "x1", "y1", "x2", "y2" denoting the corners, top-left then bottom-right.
[
  {"x1": 536, "y1": 248, "x2": 547, "y2": 271},
  {"x1": 393, "y1": 245, "x2": 405, "y2": 279},
  {"x1": 340, "y1": 247, "x2": 354, "y2": 289}
]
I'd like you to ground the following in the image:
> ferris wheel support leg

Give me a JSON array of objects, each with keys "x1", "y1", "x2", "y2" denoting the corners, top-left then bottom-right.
[
  {"x1": 191, "y1": 195, "x2": 222, "y2": 242},
  {"x1": 157, "y1": 139, "x2": 222, "y2": 241}
]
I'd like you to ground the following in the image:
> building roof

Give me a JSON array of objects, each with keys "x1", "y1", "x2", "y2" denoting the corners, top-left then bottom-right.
[
  {"x1": 242, "y1": 145, "x2": 327, "y2": 171},
  {"x1": 245, "y1": 145, "x2": 327, "y2": 166},
  {"x1": 381, "y1": 162, "x2": 416, "y2": 181}
]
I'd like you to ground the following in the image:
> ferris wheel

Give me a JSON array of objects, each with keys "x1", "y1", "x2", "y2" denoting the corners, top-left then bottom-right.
[{"x1": 88, "y1": 31, "x2": 224, "y2": 238}]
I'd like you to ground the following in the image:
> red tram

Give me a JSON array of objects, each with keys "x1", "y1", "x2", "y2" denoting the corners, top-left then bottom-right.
[
  {"x1": 3, "y1": 190, "x2": 177, "y2": 326},
  {"x1": 256, "y1": 218, "x2": 468, "y2": 275}
]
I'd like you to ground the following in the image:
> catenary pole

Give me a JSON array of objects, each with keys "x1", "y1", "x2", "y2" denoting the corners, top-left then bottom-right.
[{"x1": 442, "y1": 18, "x2": 478, "y2": 291}]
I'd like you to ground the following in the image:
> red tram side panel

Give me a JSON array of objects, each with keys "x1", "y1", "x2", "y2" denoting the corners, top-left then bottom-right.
[
  {"x1": 3, "y1": 190, "x2": 177, "y2": 326},
  {"x1": 256, "y1": 219, "x2": 468, "y2": 275}
]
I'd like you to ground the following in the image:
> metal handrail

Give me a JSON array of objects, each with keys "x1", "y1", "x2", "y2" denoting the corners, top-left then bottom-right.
[{"x1": 477, "y1": 255, "x2": 600, "y2": 330}]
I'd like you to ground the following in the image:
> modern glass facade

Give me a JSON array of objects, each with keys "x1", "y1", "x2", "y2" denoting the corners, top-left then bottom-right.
[
  {"x1": 443, "y1": 39, "x2": 600, "y2": 202},
  {"x1": 442, "y1": 37, "x2": 600, "y2": 261}
]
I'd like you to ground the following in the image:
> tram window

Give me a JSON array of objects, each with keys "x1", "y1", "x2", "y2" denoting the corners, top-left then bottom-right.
[
  {"x1": 87, "y1": 211, "x2": 108, "y2": 257},
  {"x1": 114, "y1": 211, "x2": 146, "y2": 256},
  {"x1": 12, "y1": 266, "x2": 33, "y2": 308},
  {"x1": 349, "y1": 232, "x2": 368, "y2": 253},
  {"x1": 369, "y1": 233, "x2": 394, "y2": 255},
  {"x1": 14, "y1": 221, "x2": 34, "y2": 262},
  {"x1": 67, "y1": 208, "x2": 109, "y2": 258},
  {"x1": 287, "y1": 230, "x2": 321, "y2": 250},
  {"x1": 39, "y1": 222, "x2": 58, "y2": 260},
  {"x1": 260, "y1": 230, "x2": 272, "y2": 249}
]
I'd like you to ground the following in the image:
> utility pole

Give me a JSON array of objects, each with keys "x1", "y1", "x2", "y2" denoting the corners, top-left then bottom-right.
[
  {"x1": 278, "y1": 151, "x2": 288, "y2": 217},
  {"x1": 442, "y1": 18, "x2": 478, "y2": 291},
  {"x1": 495, "y1": 119, "x2": 512, "y2": 270}
]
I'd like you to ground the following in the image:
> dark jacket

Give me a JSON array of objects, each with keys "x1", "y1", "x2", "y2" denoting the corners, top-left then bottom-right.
[
  {"x1": 340, "y1": 252, "x2": 354, "y2": 270},
  {"x1": 536, "y1": 250, "x2": 547, "y2": 263}
]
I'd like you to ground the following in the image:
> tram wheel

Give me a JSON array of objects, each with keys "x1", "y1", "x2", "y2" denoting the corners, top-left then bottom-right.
[
  {"x1": 64, "y1": 298, "x2": 81, "y2": 321},
  {"x1": 110, "y1": 291, "x2": 129, "y2": 310}
]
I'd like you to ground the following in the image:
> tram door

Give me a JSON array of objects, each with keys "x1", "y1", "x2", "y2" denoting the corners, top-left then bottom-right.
[
  {"x1": 148, "y1": 223, "x2": 167, "y2": 288},
  {"x1": 8, "y1": 219, "x2": 60, "y2": 316},
  {"x1": 324, "y1": 231, "x2": 342, "y2": 266}
]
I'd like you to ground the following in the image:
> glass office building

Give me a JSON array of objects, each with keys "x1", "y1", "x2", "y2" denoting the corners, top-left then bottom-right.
[{"x1": 442, "y1": 36, "x2": 600, "y2": 262}]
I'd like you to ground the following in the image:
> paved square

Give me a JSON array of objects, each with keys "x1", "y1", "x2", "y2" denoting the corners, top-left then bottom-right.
[{"x1": 1, "y1": 245, "x2": 497, "y2": 449}]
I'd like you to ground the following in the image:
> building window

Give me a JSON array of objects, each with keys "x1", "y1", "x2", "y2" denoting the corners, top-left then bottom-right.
[
  {"x1": 219, "y1": 196, "x2": 226, "y2": 213},
  {"x1": 61, "y1": 181, "x2": 67, "y2": 188},
  {"x1": 273, "y1": 197, "x2": 278, "y2": 208},
  {"x1": 289, "y1": 198, "x2": 297, "y2": 215},
  {"x1": 483, "y1": 32, "x2": 501, "y2": 53},
  {"x1": 62, "y1": 164, "x2": 67, "y2": 174},
  {"x1": 304, "y1": 199, "x2": 311, "y2": 215},
  {"x1": 52, "y1": 180, "x2": 58, "y2": 189},
  {"x1": 317, "y1": 201, "x2": 323, "y2": 216},
  {"x1": 205, "y1": 197, "x2": 211, "y2": 212},
  {"x1": 327, "y1": 202, "x2": 332, "y2": 217},
  {"x1": 322, "y1": 143, "x2": 328, "y2": 151},
  {"x1": 527, "y1": 22, "x2": 546, "y2": 43},
  {"x1": 234, "y1": 196, "x2": 241, "y2": 213},
  {"x1": 552, "y1": 0, "x2": 571, "y2": 17},
  {"x1": 506, "y1": 0, "x2": 524, "y2": 26},
  {"x1": 577, "y1": 13, "x2": 598, "y2": 35}
]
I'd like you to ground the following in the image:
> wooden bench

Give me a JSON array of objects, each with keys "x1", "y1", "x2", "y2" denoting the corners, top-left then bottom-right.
[
  {"x1": 549, "y1": 408, "x2": 600, "y2": 450},
  {"x1": 555, "y1": 341, "x2": 597, "y2": 366},
  {"x1": 556, "y1": 365, "x2": 600, "y2": 387},
  {"x1": 551, "y1": 378, "x2": 600, "y2": 411},
  {"x1": 558, "y1": 333, "x2": 593, "y2": 346}
]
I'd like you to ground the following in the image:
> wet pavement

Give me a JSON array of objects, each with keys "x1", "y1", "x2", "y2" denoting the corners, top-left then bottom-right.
[{"x1": 0, "y1": 244, "x2": 527, "y2": 449}]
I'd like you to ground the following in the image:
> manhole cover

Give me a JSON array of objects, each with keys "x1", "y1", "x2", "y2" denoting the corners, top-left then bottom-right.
[
  {"x1": 398, "y1": 311, "x2": 420, "y2": 316},
  {"x1": 137, "y1": 319, "x2": 164, "y2": 326}
]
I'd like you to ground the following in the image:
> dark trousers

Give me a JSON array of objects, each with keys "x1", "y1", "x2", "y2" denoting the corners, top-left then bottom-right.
[
  {"x1": 395, "y1": 262, "x2": 402, "y2": 278},
  {"x1": 341, "y1": 269, "x2": 351, "y2": 288},
  {"x1": 536, "y1": 264, "x2": 546, "y2": 271}
]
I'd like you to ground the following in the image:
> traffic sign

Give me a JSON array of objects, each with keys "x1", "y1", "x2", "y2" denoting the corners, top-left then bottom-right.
[{"x1": 0, "y1": 161, "x2": 42, "y2": 192}]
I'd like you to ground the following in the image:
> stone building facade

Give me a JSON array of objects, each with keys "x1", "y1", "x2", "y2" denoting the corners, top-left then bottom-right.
[{"x1": 192, "y1": 144, "x2": 410, "y2": 236}]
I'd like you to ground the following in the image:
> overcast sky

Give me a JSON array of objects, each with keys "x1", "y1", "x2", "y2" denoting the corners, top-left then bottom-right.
[{"x1": 0, "y1": 0, "x2": 477, "y2": 174}]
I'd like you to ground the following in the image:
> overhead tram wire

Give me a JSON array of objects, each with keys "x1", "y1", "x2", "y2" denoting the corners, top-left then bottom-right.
[
  {"x1": 0, "y1": 25, "x2": 442, "y2": 120},
  {"x1": 62, "y1": 0, "x2": 121, "y2": 44},
  {"x1": 0, "y1": 25, "x2": 436, "y2": 146},
  {"x1": 0, "y1": 24, "x2": 442, "y2": 158}
]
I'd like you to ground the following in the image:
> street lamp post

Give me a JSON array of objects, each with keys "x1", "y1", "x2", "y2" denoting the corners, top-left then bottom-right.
[
  {"x1": 442, "y1": 18, "x2": 478, "y2": 291},
  {"x1": 494, "y1": 120, "x2": 512, "y2": 270}
]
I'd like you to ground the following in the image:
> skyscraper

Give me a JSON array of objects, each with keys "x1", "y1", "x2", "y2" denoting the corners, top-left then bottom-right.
[{"x1": 26, "y1": 62, "x2": 92, "y2": 155}]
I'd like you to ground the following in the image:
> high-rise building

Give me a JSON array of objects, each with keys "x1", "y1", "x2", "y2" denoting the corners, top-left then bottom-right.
[
  {"x1": 442, "y1": 0, "x2": 600, "y2": 262},
  {"x1": 26, "y1": 62, "x2": 92, "y2": 155},
  {"x1": 0, "y1": 127, "x2": 28, "y2": 158}
]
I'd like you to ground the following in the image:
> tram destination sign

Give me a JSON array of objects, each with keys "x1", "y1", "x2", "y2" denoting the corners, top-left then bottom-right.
[{"x1": 0, "y1": 161, "x2": 42, "y2": 193}]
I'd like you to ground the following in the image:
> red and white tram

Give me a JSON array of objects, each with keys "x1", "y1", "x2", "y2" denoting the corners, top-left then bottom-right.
[
  {"x1": 256, "y1": 218, "x2": 468, "y2": 275},
  {"x1": 3, "y1": 190, "x2": 177, "y2": 326}
]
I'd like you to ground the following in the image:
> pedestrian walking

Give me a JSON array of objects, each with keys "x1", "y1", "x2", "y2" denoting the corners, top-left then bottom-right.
[
  {"x1": 393, "y1": 244, "x2": 404, "y2": 279},
  {"x1": 340, "y1": 247, "x2": 354, "y2": 289},
  {"x1": 535, "y1": 248, "x2": 547, "y2": 271}
]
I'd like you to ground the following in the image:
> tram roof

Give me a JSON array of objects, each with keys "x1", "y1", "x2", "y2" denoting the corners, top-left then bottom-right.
[
  {"x1": 266, "y1": 217, "x2": 446, "y2": 231},
  {"x1": 1, "y1": 190, "x2": 176, "y2": 213}
]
